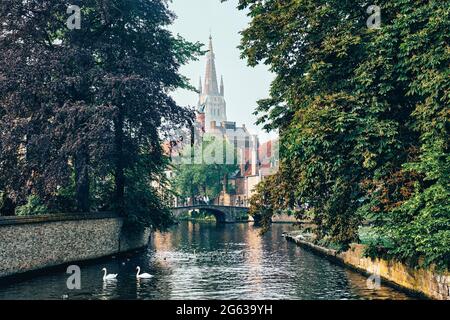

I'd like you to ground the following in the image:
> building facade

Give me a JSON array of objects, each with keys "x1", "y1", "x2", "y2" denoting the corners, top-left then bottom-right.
[
  {"x1": 194, "y1": 36, "x2": 278, "y2": 206},
  {"x1": 165, "y1": 36, "x2": 278, "y2": 208}
]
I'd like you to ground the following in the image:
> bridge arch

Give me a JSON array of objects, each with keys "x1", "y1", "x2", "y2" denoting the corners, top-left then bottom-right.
[
  {"x1": 171, "y1": 205, "x2": 249, "y2": 223},
  {"x1": 192, "y1": 207, "x2": 227, "y2": 223}
]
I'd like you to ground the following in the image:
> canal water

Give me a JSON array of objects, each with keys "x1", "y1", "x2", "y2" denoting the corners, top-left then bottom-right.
[{"x1": 0, "y1": 222, "x2": 413, "y2": 300}]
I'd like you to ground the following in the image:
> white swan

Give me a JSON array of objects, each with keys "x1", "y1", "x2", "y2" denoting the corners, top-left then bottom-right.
[
  {"x1": 136, "y1": 266, "x2": 153, "y2": 279},
  {"x1": 101, "y1": 268, "x2": 118, "y2": 281}
]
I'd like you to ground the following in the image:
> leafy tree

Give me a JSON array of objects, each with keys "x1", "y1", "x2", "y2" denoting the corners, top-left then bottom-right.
[
  {"x1": 172, "y1": 135, "x2": 239, "y2": 203},
  {"x1": 360, "y1": 1, "x2": 449, "y2": 268},
  {"x1": 233, "y1": 0, "x2": 449, "y2": 267},
  {"x1": 0, "y1": 0, "x2": 81, "y2": 210},
  {"x1": 0, "y1": 0, "x2": 202, "y2": 230}
]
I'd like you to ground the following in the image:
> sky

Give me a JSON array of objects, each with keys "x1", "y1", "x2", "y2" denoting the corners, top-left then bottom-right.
[{"x1": 168, "y1": 0, "x2": 277, "y2": 142}]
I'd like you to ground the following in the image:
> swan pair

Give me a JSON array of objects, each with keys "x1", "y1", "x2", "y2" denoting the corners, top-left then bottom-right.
[{"x1": 101, "y1": 266, "x2": 153, "y2": 281}]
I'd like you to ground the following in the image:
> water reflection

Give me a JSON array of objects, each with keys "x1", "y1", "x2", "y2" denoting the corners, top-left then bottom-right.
[
  {"x1": 100, "y1": 279, "x2": 118, "y2": 300},
  {"x1": 0, "y1": 222, "x2": 414, "y2": 300}
]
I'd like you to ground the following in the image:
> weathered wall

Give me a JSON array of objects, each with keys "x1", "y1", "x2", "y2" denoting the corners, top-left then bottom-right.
[
  {"x1": 0, "y1": 213, "x2": 150, "y2": 279},
  {"x1": 340, "y1": 244, "x2": 450, "y2": 300},
  {"x1": 286, "y1": 234, "x2": 450, "y2": 300},
  {"x1": 271, "y1": 214, "x2": 297, "y2": 223}
]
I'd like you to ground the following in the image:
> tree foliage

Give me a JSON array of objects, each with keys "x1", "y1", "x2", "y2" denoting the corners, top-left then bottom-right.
[
  {"x1": 0, "y1": 0, "x2": 202, "y2": 230},
  {"x1": 235, "y1": 0, "x2": 449, "y2": 268},
  {"x1": 172, "y1": 135, "x2": 239, "y2": 202}
]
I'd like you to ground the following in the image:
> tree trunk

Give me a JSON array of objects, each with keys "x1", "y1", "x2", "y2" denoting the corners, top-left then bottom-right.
[
  {"x1": 114, "y1": 111, "x2": 125, "y2": 215},
  {"x1": 0, "y1": 196, "x2": 15, "y2": 216},
  {"x1": 74, "y1": 147, "x2": 90, "y2": 213}
]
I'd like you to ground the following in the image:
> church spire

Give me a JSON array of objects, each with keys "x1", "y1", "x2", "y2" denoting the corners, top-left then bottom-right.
[
  {"x1": 198, "y1": 76, "x2": 202, "y2": 95},
  {"x1": 220, "y1": 75, "x2": 224, "y2": 96},
  {"x1": 203, "y1": 35, "x2": 219, "y2": 95}
]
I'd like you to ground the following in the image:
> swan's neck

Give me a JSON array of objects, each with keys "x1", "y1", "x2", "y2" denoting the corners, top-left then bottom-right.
[
  {"x1": 136, "y1": 267, "x2": 140, "y2": 276},
  {"x1": 103, "y1": 269, "x2": 107, "y2": 279}
]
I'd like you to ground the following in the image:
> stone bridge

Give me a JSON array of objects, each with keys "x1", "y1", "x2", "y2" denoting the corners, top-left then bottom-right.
[{"x1": 171, "y1": 205, "x2": 250, "y2": 223}]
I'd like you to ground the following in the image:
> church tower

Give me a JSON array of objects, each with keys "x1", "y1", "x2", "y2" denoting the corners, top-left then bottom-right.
[{"x1": 198, "y1": 36, "x2": 227, "y2": 132}]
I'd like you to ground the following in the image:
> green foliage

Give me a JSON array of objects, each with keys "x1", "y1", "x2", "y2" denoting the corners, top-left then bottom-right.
[
  {"x1": 16, "y1": 195, "x2": 48, "y2": 217},
  {"x1": 238, "y1": 0, "x2": 449, "y2": 268},
  {"x1": 179, "y1": 210, "x2": 216, "y2": 222},
  {"x1": 50, "y1": 170, "x2": 78, "y2": 213},
  {"x1": 172, "y1": 135, "x2": 239, "y2": 201},
  {"x1": 0, "y1": 1, "x2": 202, "y2": 231},
  {"x1": 377, "y1": 177, "x2": 450, "y2": 269},
  {"x1": 124, "y1": 154, "x2": 174, "y2": 231}
]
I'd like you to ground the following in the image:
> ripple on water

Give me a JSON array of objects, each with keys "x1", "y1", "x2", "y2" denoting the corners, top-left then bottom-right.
[{"x1": 0, "y1": 222, "x2": 415, "y2": 300}]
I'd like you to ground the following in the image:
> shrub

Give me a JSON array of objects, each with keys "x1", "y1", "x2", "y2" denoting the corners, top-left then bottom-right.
[{"x1": 15, "y1": 195, "x2": 48, "y2": 216}]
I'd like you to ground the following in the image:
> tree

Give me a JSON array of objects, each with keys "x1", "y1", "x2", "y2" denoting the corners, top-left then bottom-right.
[
  {"x1": 0, "y1": 0, "x2": 202, "y2": 230},
  {"x1": 172, "y1": 134, "x2": 239, "y2": 203},
  {"x1": 0, "y1": 0, "x2": 84, "y2": 211},
  {"x1": 234, "y1": 0, "x2": 449, "y2": 267},
  {"x1": 359, "y1": 1, "x2": 450, "y2": 268}
]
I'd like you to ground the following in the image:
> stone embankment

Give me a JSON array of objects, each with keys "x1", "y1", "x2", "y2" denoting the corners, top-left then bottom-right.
[
  {"x1": 285, "y1": 232, "x2": 450, "y2": 300},
  {"x1": 0, "y1": 213, "x2": 150, "y2": 279}
]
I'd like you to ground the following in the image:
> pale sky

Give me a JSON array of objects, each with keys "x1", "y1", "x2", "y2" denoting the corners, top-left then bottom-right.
[{"x1": 168, "y1": 0, "x2": 277, "y2": 142}]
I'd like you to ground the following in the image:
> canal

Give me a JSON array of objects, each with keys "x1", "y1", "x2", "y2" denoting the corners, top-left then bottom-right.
[{"x1": 0, "y1": 222, "x2": 413, "y2": 300}]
